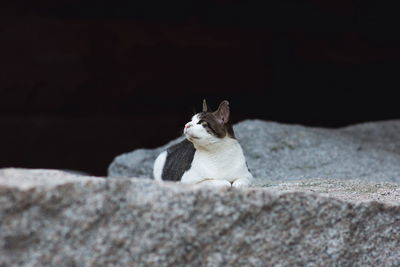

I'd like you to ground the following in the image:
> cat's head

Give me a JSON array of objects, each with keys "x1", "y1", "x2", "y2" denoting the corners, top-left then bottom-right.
[{"x1": 183, "y1": 100, "x2": 235, "y2": 147}]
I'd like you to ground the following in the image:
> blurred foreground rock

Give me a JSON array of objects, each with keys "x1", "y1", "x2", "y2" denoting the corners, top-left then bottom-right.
[
  {"x1": 108, "y1": 120, "x2": 400, "y2": 183},
  {"x1": 1, "y1": 168, "x2": 399, "y2": 266}
]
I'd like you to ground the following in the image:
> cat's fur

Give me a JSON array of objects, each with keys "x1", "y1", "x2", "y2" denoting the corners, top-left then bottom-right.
[{"x1": 153, "y1": 100, "x2": 253, "y2": 187}]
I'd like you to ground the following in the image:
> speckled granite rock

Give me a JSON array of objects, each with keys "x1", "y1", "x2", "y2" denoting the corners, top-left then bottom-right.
[
  {"x1": 108, "y1": 120, "x2": 400, "y2": 183},
  {"x1": 1, "y1": 168, "x2": 399, "y2": 266}
]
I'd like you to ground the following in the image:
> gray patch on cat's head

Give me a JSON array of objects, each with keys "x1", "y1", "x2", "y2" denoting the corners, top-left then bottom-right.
[{"x1": 198, "y1": 100, "x2": 236, "y2": 139}]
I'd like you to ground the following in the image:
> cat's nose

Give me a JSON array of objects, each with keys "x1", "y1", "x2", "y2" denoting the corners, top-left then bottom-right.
[{"x1": 185, "y1": 123, "x2": 192, "y2": 129}]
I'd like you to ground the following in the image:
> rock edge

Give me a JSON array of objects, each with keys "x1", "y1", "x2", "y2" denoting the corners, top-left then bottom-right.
[{"x1": 1, "y1": 168, "x2": 399, "y2": 266}]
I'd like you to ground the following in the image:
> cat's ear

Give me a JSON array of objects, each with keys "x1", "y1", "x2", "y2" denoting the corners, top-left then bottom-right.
[
  {"x1": 214, "y1": 100, "x2": 230, "y2": 124},
  {"x1": 202, "y1": 99, "x2": 208, "y2": 112}
]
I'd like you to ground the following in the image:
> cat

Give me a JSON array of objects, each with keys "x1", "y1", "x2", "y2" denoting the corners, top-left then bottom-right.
[{"x1": 153, "y1": 100, "x2": 253, "y2": 188}]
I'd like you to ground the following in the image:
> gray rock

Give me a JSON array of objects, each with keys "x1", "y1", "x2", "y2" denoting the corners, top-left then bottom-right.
[
  {"x1": 1, "y1": 168, "x2": 399, "y2": 266},
  {"x1": 108, "y1": 120, "x2": 400, "y2": 183}
]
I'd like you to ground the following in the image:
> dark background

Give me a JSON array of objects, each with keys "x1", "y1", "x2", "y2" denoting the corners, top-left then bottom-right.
[{"x1": 1, "y1": 1, "x2": 399, "y2": 176}]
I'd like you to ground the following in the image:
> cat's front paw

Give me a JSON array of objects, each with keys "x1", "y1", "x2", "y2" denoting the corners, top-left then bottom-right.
[{"x1": 232, "y1": 178, "x2": 250, "y2": 188}]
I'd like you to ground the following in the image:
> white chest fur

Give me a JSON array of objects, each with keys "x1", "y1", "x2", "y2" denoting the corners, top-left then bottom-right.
[{"x1": 181, "y1": 138, "x2": 253, "y2": 186}]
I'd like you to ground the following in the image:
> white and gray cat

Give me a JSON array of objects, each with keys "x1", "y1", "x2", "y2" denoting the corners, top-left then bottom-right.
[{"x1": 153, "y1": 100, "x2": 253, "y2": 187}]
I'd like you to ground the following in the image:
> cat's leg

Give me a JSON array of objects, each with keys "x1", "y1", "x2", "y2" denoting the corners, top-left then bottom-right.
[
  {"x1": 198, "y1": 179, "x2": 232, "y2": 188},
  {"x1": 181, "y1": 171, "x2": 205, "y2": 184},
  {"x1": 232, "y1": 178, "x2": 251, "y2": 188}
]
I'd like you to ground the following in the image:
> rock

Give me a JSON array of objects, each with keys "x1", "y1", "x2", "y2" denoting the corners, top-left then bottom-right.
[
  {"x1": 1, "y1": 168, "x2": 399, "y2": 266},
  {"x1": 108, "y1": 120, "x2": 400, "y2": 183}
]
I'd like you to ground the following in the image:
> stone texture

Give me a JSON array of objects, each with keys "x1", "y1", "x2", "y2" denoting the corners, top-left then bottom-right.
[
  {"x1": 1, "y1": 168, "x2": 400, "y2": 266},
  {"x1": 108, "y1": 120, "x2": 400, "y2": 183}
]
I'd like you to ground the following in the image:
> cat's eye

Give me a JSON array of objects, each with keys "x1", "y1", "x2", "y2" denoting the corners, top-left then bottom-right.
[{"x1": 198, "y1": 120, "x2": 208, "y2": 126}]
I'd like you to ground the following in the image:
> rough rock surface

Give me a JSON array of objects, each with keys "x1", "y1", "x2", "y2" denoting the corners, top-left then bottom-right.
[
  {"x1": 108, "y1": 120, "x2": 400, "y2": 183},
  {"x1": 1, "y1": 168, "x2": 400, "y2": 266}
]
